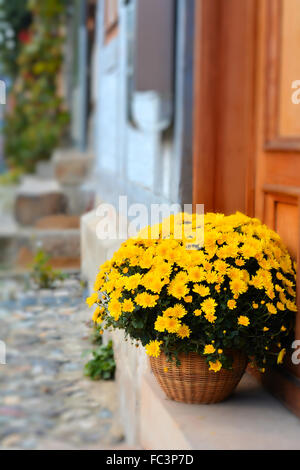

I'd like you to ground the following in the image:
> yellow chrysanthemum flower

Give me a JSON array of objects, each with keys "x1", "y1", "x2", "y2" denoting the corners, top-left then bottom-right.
[
  {"x1": 205, "y1": 271, "x2": 219, "y2": 284},
  {"x1": 201, "y1": 297, "x2": 217, "y2": 315},
  {"x1": 177, "y1": 324, "x2": 191, "y2": 339},
  {"x1": 286, "y1": 300, "x2": 297, "y2": 312},
  {"x1": 171, "y1": 304, "x2": 187, "y2": 318},
  {"x1": 204, "y1": 344, "x2": 216, "y2": 354},
  {"x1": 154, "y1": 315, "x2": 167, "y2": 332},
  {"x1": 165, "y1": 317, "x2": 181, "y2": 333},
  {"x1": 227, "y1": 299, "x2": 236, "y2": 310},
  {"x1": 168, "y1": 281, "x2": 189, "y2": 299},
  {"x1": 193, "y1": 284, "x2": 210, "y2": 297},
  {"x1": 235, "y1": 258, "x2": 245, "y2": 267},
  {"x1": 86, "y1": 292, "x2": 98, "y2": 308},
  {"x1": 154, "y1": 261, "x2": 172, "y2": 278},
  {"x1": 135, "y1": 292, "x2": 158, "y2": 308},
  {"x1": 214, "y1": 259, "x2": 229, "y2": 275},
  {"x1": 229, "y1": 278, "x2": 248, "y2": 296},
  {"x1": 122, "y1": 299, "x2": 134, "y2": 313},
  {"x1": 145, "y1": 340, "x2": 162, "y2": 358},
  {"x1": 194, "y1": 309, "x2": 202, "y2": 316},
  {"x1": 108, "y1": 298, "x2": 122, "y2": 320},
  {"x1": 162, "y1": 307, "x2": 174, "y2": 317},
  {"x1": 209, "y1": 360, "x2": 222, "y2": 372},
  {"x1": 188, "y1": 266, "x2": 205, "y2": 282},
  {"x1": 92, "y1": 306, "x2": 102, "y2": 322},
  {"x1": 276, "y1": 302, "x2": 285, "y2": 311},
  {"x1": 205, "y1": 311, "x2": 217, "y2": 323},
  {"x1": 125, "y1": 273, "x2": 142, "y2": 290},
  {"x1": 266, "y1": 303, "x2": 277, "y2": 315},
  {"x1": 277, "y1": 348, "x2": 286, "y2": 364},
  {"x1": 238, "y1": 315, "x2": 250, "y2": 326}
]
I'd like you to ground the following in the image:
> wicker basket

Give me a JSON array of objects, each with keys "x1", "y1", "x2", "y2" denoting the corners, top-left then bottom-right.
[{"x1": 149, "y1": 351, "x2": 247, "y2": 404}]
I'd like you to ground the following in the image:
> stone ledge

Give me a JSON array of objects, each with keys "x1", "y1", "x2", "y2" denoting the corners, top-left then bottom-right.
[
  {"x1": 140, "y1": 372, "x2": 300, "y2": 450},
  {"x1": 15, "y1": 177, "x2": 67, "y2": 226},
  {"x1": 53, "y1": 148, "x2": 94, "y2": 186},
  {"x1": 81, "y1": 209, "x2": 126, "y2": 289},
  {"x1": 0, "y1": 211, "x2": 81, "y2": 271}
]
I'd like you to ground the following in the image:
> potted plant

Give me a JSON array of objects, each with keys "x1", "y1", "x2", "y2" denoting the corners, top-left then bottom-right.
[{"x1": 87, "y1": 212, "x2": 296, "y2": 404}]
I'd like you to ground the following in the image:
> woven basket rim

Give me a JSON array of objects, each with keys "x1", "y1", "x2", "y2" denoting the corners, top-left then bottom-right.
[
  {"x1": 149, "y1": 350, "x2": 247, "y2": 403},
  {"x1": 153, "y1": 349, "x2": 247, "y2": 360}
]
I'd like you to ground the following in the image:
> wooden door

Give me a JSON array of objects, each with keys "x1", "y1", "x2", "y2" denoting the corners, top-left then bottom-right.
[
  {"x1": 254, "y1": 0, "x2": 300, "y2": 415},
  {"x1": 193, "y1": 0, "x2": 300, "y2": 416}
]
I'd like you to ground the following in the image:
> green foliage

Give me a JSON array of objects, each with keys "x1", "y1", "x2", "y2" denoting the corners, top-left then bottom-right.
[
  {"x1": 84, "y1": 340, "x2": 116, "y2": 381},
  {"x1": 0, "y1": 0, "x2": 32, "y2": 78},
  {"x1": 89, "y1": 323, "x2": 104, "y2": 346},
  {"x1": 31, "y1": 249, "x2": 65, "y2": 289},
  {"x1": 4, "y1": 0, "x2": 69, "y2": 172},
  {"x1": 28, "y1": 0, "x2": 69, "y2": 18},
  {"x1": 0, "y1": 168, "x2": 23, "y2": 185}
]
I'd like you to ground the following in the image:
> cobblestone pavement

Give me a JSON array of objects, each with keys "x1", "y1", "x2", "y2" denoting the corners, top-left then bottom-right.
[{"x1": 0, "y1": 274, "x2": 124, "y2": 450}]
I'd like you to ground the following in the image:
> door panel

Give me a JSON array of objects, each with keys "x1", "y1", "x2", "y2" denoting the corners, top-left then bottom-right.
[
  {"x1": 264, "y1": 0, "x2": 300, "y2": 150},
  {"x1": 194, "y1": 0, "x2": 300, "y2": 415},
  {"x1": 255, "y1": 1, "x2": 300, "y2": 393},
  {"x1": 279, "y1": 0, "x2": 300, "y2": 138}
]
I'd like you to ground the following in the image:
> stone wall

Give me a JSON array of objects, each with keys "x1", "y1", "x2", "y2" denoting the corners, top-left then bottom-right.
[
  {"x1": 81, "y1": 209, "x2": 148, "y2": 446},
  {"x1": 112, "y1": 330, "x2": 148, "y2": 446}
]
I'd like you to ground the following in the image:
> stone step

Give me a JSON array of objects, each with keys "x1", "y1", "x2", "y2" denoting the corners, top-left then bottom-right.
[
  {"x1": 0, "y1": 218, "x2": 80, "y2": 271},
  {"x1": 15, "y1": 177, "x2": 67, "y2": 226},
  {"x1": 52, "y1": 148, "x2": 94, "y2": 186},
  {"x1": 14, "y1": 175, "x2": 94, "y2": 223},
  {"x1": 34, "y1": 215, "x2": 80, "y2": 230},
  {"x1": 16, "y1": 227, "x2": 81, "y2": 271}
]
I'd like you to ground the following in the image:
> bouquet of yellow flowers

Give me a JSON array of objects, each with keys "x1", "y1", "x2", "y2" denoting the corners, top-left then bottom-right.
[{"x1": 87, "y1": 212, "x2": 296, "y2": 372}]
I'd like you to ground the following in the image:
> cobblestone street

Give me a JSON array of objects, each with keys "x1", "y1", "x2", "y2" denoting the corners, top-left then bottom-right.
[{"x1": 0, "y1": 275, "x2": 124, "y2": 450}]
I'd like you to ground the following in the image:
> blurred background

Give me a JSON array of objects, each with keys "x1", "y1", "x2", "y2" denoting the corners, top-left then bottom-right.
[
  {"x1": 0, "y1": 0, "x2": 191, "y2": 273},
  {"x1": 0, "y1": 0, "x2": 191, "y2": 450}
]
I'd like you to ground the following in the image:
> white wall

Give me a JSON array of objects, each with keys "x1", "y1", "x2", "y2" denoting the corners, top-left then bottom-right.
[{"x1": 93, "y1": 0, "x2": 179, "y2": 208}]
